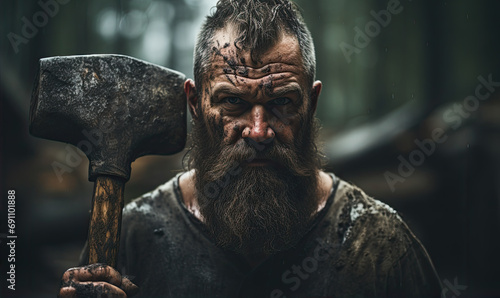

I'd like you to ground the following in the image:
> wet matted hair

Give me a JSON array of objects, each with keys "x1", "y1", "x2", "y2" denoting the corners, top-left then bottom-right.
[{"x1": 193, "y1": 0, "x2": 316, "y2": 90}]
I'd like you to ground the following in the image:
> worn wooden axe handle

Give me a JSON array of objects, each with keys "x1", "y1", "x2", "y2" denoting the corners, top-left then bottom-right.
[{"x1": 87, "y1": 176, "x2": 125, "y2": 268}]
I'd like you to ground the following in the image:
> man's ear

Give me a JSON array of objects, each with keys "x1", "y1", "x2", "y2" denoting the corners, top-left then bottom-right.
[
  {"x1": 310, "y1": 80, "x2": 322, "y2": 115},
  {"x1": 185, "y1": 79, "x2": 199, "y2": 119}
]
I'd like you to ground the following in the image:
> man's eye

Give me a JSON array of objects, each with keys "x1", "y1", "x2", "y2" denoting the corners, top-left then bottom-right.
[
  {"x1": 224, "y1": 97, "x2": 244, "y2": 105},
  {"x1": 269, "y1": 97, "x2": 291, "y2": 105}
]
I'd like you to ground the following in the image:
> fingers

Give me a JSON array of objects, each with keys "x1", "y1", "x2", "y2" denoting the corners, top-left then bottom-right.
[
  {"x1": 58, "y1": 286, "x2": 76, "y2": 297},
  {"x1": 59, "y1": 281, "x2": 126, "y2": 298},
  {"x1": 62, "y1": 264, "x2": 122, "y2": 287},
  {"x1": 59, "y1": 264, "x2": 139, "y2": 297}
]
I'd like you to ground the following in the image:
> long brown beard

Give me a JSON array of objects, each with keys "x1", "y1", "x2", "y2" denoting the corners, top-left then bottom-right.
[{"x1": 189, "y1": 108, "x2": 323, "y2": 256}]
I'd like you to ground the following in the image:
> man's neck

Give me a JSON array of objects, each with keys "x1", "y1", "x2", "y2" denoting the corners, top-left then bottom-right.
[{"x1": 179, "y1": 169, "x2": 201, "y2": 220}]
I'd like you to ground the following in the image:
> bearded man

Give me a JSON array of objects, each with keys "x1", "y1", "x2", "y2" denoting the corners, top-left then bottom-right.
[{"x1": 58, "y1": 0, "x2": 443, "y2": 297}]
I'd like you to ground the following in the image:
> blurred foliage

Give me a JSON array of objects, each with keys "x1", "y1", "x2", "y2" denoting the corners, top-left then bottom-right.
[{"x1": 296, "y1": 0, "x2": 499, "y2": 132}]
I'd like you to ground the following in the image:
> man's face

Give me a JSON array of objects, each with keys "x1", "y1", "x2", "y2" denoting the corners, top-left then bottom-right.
[
  {"x1": 199, "y1": 28, "x2": 313, "y2": 149},
  {"x1": 188, "y1": 26, "x2": 323, "y2": 256}
]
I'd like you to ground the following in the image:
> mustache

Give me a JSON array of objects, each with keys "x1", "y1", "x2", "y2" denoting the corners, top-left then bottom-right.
[{"x1": 200, "y1": 137, "x2": 317, "y2": 183}]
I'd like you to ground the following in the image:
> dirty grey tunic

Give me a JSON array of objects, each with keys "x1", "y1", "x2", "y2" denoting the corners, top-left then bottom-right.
[{"x1": 109, "y1": 173, "x2": 442, "y2": 297}]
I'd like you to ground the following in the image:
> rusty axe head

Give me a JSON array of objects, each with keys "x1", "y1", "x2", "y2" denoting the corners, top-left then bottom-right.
[{"x1": 30, "y1": 54, "x2": 187, "y2": 181}]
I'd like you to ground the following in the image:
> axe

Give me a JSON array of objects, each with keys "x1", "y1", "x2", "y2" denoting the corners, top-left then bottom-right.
[{"x1": 29, "y1": 54, "x2": 186, "y2": 268}]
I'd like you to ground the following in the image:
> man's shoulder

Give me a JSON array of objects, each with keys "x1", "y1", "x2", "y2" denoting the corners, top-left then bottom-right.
[
  {"x1": 315, "y1": 176, "x2": 442, "y2": 297},
  {"x1": 122, "y1": 173, "x2": 182, "y2": 221},
  {"x1": 333, "y1": 179, "x2": 402, "y2": 226},
  {"x1": 326, "y1": 177, "x2": 417, "y2": 256}
]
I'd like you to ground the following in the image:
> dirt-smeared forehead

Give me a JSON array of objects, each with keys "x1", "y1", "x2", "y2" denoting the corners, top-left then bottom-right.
[{"x1": 208, "y1": 26, "x2": 305, "y2": 81}]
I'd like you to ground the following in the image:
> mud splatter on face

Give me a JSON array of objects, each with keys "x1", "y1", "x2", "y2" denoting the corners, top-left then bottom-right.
[
  {"x1": 263, "y1": 74, "x2": 274, "y2": 93},
  {"x1": 223, "y1": 56, "x2": 238, "y2": 69},
  {"x1": 225, "y1": 74, "x2": 236, "y2": 86},
  {"x1": 233, "y1": 123, "x2": 240, "y2": 132},
  {"x1": 237, "y1": 67, "x2": 249, "y2": 77},
  {"x1": 212, "y1": 46, "x2": 223, "y2": 58},
  {"x1": 262, "y1": 65, "x2": 271, "y2": 74}
]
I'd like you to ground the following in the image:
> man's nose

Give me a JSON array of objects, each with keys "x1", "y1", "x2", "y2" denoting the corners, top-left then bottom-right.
[{"x1": 241, "y1": 105, "x2": 275, "y2": 143}]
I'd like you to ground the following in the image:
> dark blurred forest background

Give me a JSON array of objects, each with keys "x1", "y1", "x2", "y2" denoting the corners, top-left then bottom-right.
[{"x1": 1, "y1": 0, "x2": 499, "y2": 297}]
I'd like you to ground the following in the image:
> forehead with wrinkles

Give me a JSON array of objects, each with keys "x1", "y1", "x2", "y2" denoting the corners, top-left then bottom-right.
[{"x1": 201, "y1": 26, "x2": 307, "y2": 93}]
